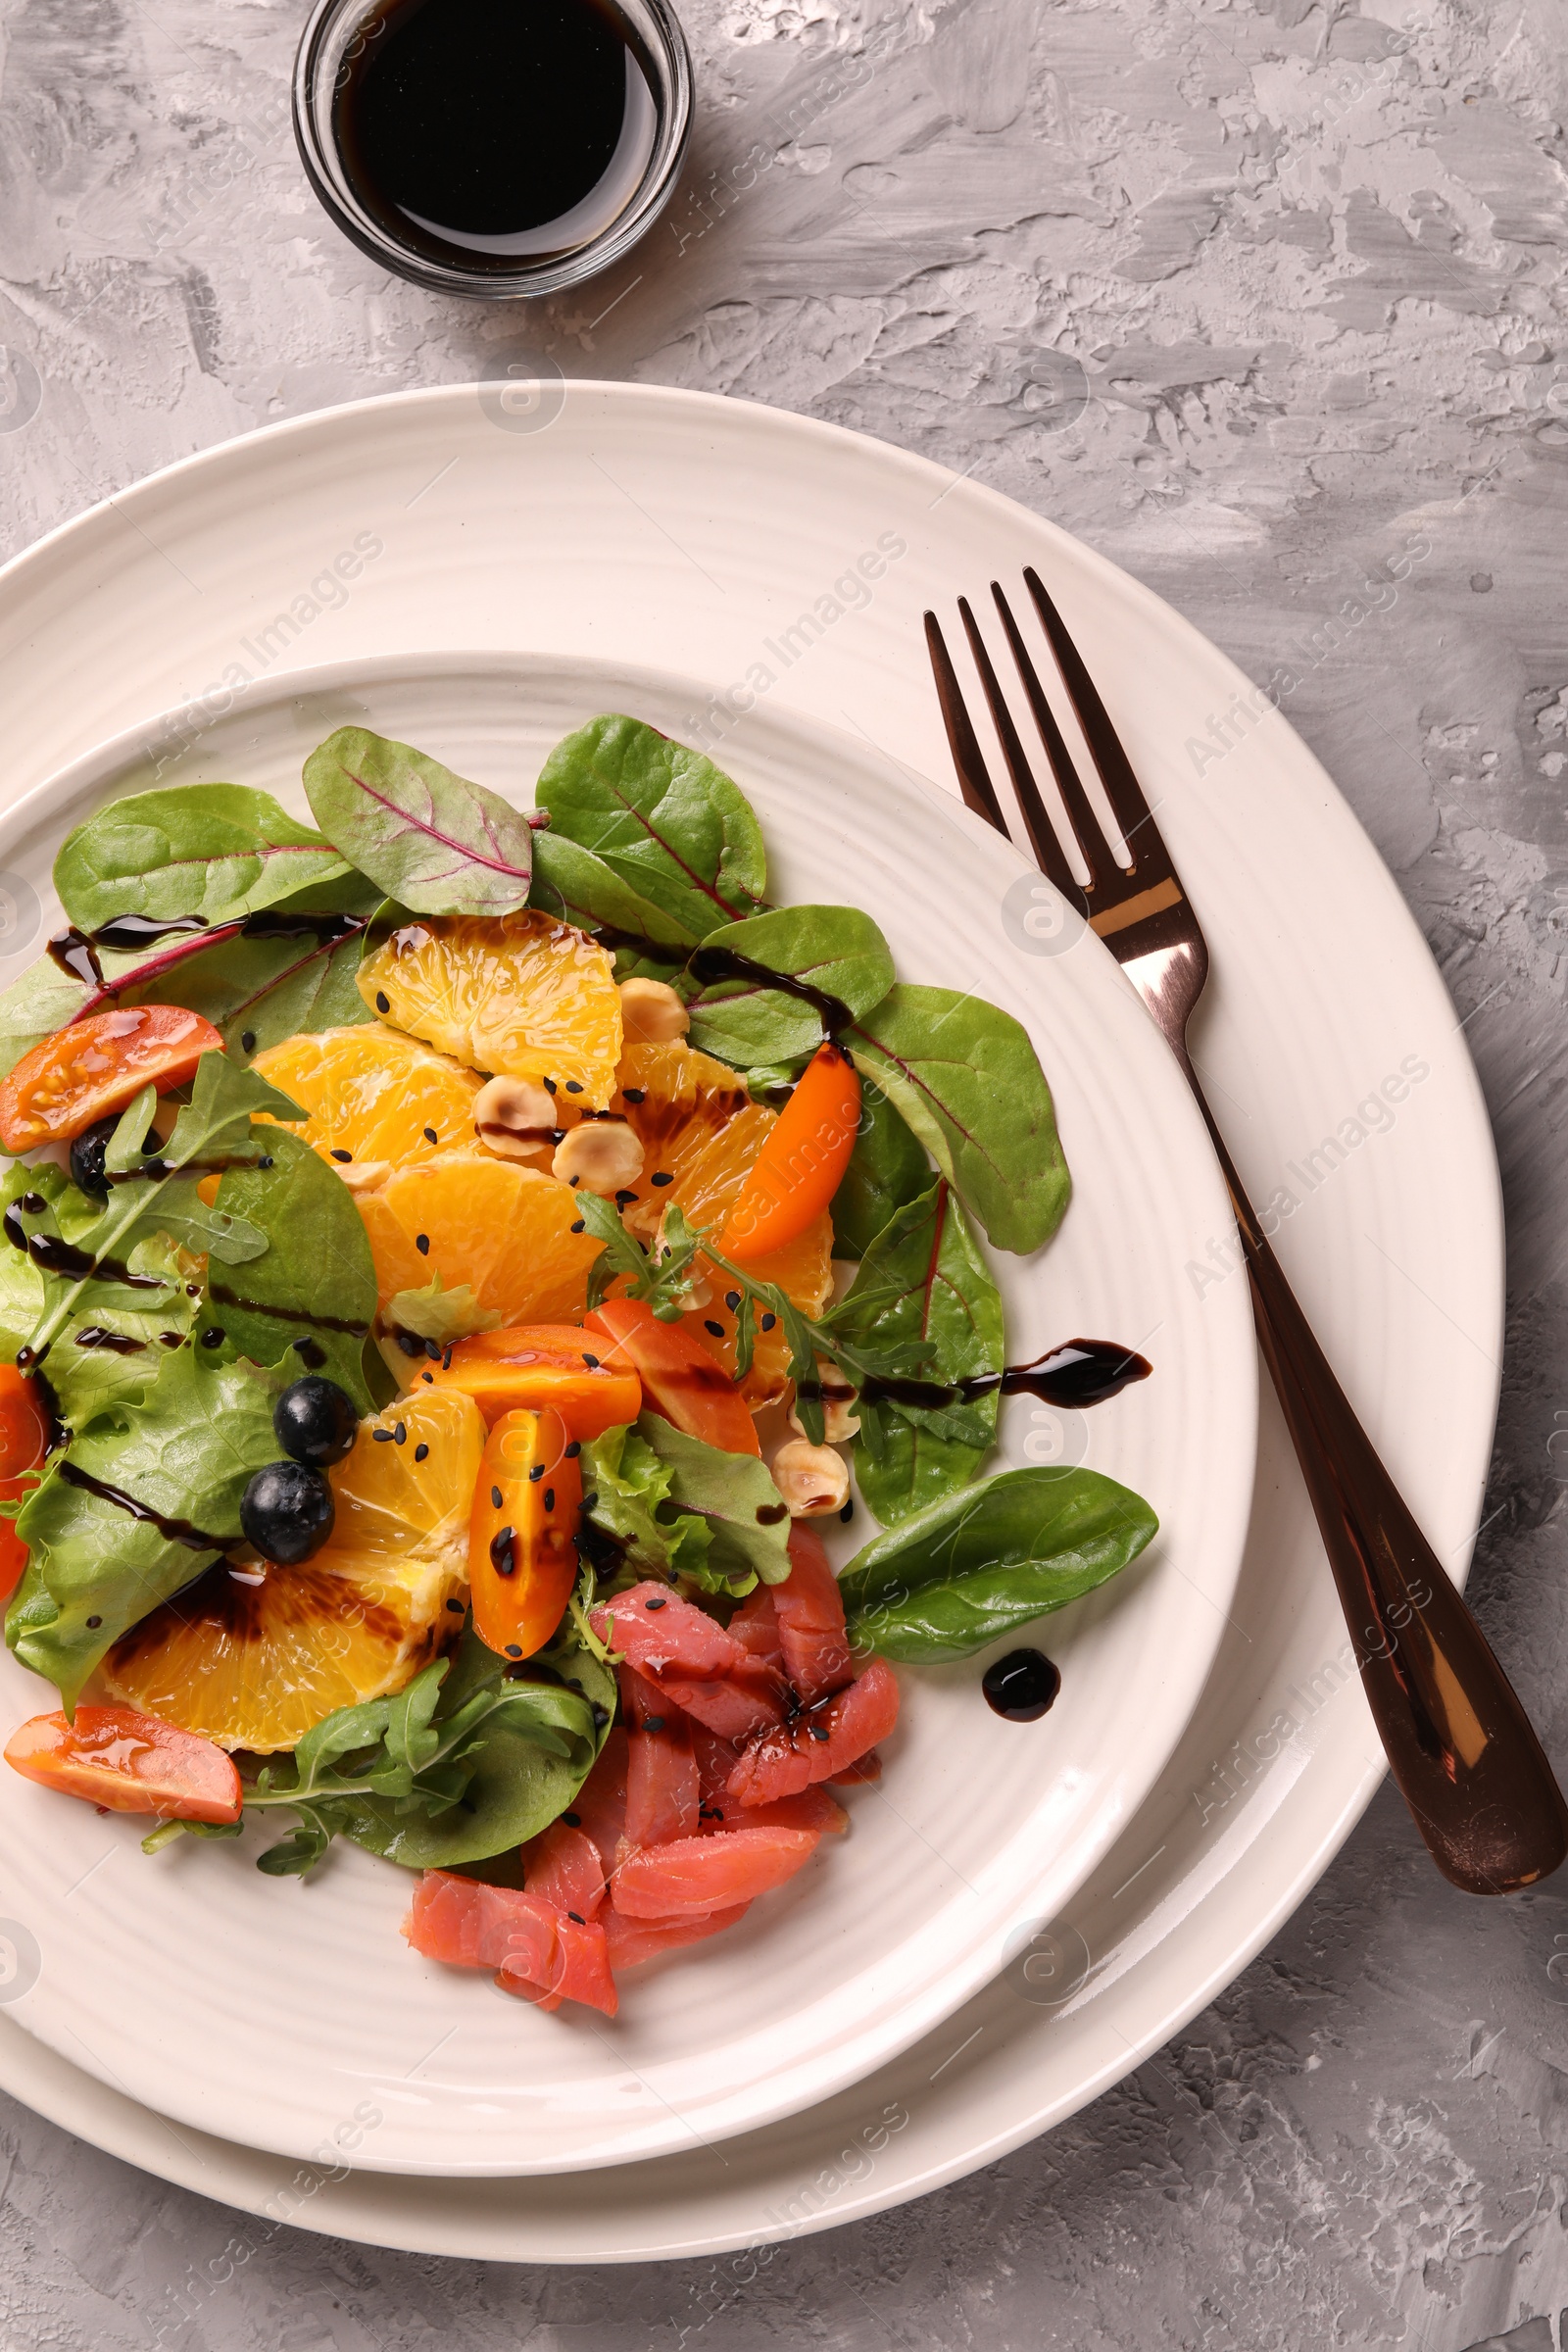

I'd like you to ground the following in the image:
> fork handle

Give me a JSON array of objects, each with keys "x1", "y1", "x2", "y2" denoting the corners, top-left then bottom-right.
[{"x1": 1182, "y1": 1065, "x2": 1568, "y2": 1895}]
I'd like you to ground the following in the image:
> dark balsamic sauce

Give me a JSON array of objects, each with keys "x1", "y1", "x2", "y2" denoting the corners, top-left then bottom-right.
[
  {"x1": 73, "y1": 1326, "x2": 149, "y2": 1355},
  {"x1": 3, "y1": 1204, "x2": 171, "y2": 1293},
  {"x1": 57, "y1": 1458, "x2": 233, "y2": 1553},
  {"x1": 207, "y1": 1284, "x2": 369, "y2": 1338},
  {"x1": 982, "y1": 1649, "x2": 1061, "y2": 1722},
  {"x1": 854, "y1": 1339, "x2": 1152, "y2": 1417},
  {"x1": 684, "y1": 940, "x2": 857, "y2": 1041},
  {"x1": 332, "y1": 0, "x2": 659, "y2": 270},
  {"x1": 46, "y1": 909, "x2": 369, "y2": 1003}
]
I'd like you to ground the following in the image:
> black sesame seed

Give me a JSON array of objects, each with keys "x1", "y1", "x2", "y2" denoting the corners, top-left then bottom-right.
[
  {"x1": 840, "y1": 1497, "x2": 855, "y2": 1522},
  {"x1": 615, "y1": 1189, "x2": 637, "y2": 1206},
  {"x1": 415, "y1": 1443, "x2": 429, "y2": 1461},
  {"x1": 257, "y1": 1154, "x2": 273, "y2": 1169},
  {"x1": 491, "y1": 1485, "x2": 503, "y2": 1508},
  {"x1": 372, "y1": 1428, "x2": 393, "y2": 1443},
  {"x1": 507, "y1": 1643, "x2": 523, "y2": 1658},
  {"x1": 445, "y1": 1596, "x2": 464, "y2": 1612},
  {"x1": 375, "y1": 992, "x2": 390, "y2": 1013},
  {"x1": 420, "y1": 1372, "x2": 433, "y2": 1385},
  {"x1": 565, "y1": 1080, "x2": 583, "y2": 1094},
  {"x1": 330, "y1": 1149, "x2": 352, "y2": 1163},
  {"x1": 622, "y1": 1088, "x2": 645, "y2": 1103},
  {"x1": 424, "y1": 1338, "x2": 441, "y2": 1359},
  {"x1": 240, "y1": 1030, "x2": 256, "y2": 1054},
  {"x1": 491, "y1": 1526, "x2": 515, "y2": 1575},
  {"x1": 581, "y1": 1492, "x2": 598, "y2": 1509},
  {"x1": 528, "y1": 1463, "x2": 544, "y2": 1482},
  {"x1": 397, "y1": 1331, "x2": 423, "y2": 1358},
  {"x1": 591, "y1": 1703, "x2": 610, "y2": 1727},
  {"x1": 423, "y1": 1126, "x2": 438, "y2": 1145},
  {"x1": 808, "y1": 1724, "x2": 831, "y2": 1742},
  {"x1": 543, "y1": 1488, "x2": 555, "y2": 1511},
  {"x1": 570, "y1": 1219, "x2": 585, "y2": 1234},
  {"x1": 651, "y1": 1170, "x2": 673, "y2": 1187},
  {"x1": 644, "y1": 1595, "x2": 667, "y2": 1611},
  {"x1": 567, "y1": 1175, "x2": 580, "y2": 1189},
  {"x1": 543, "y1": 1077, "x2": 557, "y2": 1095},
  {"x1": 581, "y1": 1353, "x2": 600, "y2": 1369},
  {"x1": 85, "y1": 1614, "x2": 101, "y2": 1630},
  {"x1": 394, "y1": 1421, "x2": 407, "y2": 1445},
  {"x1": 415, "y1": 1233, "x2": 429, "y2": 1255},
  {"x1": 564, "y1": 1441, "x2": 581, "y2": 1458},
  {"x1": 563, "y1": 1811, "x2": 581, "y2": 1828},
  {"x1": 442, "y1": 1346, "x2": 454, "y2": 1370},
  {"x1": 704, "y1": 1319, "x2": 724, "y2": 1339},
  {"x1": 200, "y1": 1327, "x2": 223, "y2": 1348},
  {"x1": 643, "y1": 1714, "x2": 665, "y2": 1734},
  {"x1": 725, "y1": 1292, "x2": 741, "y2": 1311},
  {"x1": 760, "y1": 1313, "x2": 777, "y2": 1332},
  {"x1": 566, "y1": 1910, "x2": 585, "y2": 1926}
]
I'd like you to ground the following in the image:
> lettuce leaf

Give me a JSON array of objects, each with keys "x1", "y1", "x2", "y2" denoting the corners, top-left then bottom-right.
[{"x1": 581, "y1": 1412, "x2": 792, "y2": 1597}]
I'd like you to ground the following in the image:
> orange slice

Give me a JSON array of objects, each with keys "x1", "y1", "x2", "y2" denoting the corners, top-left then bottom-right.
[
  {"x1": 358, "y1": 910, "x2": 622, "y2": 1108},
  {"x1": 663, "y1": 1106, "x2": 833, "y2": 1405},
  {"x1": 611, "y1": 1042, "x2": 751, "y2": 1233},
  {"x1": 354, "y1": 1154, "x2": 603, "y2": 1325},
  {"x1": 100, "y1": 1389, "x2": 486, "y2": 1753},
  {"x1": 251, "y1": 1024, "x2": 484, "y2": 1178}
]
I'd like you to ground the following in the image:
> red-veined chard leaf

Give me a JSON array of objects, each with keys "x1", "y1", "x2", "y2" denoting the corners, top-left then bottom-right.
[
  {"x1": 304, "y1": 727, "x2": 535, "y2": 916},
  {"x1": 54, "y1": 784, "x2": 351, "y2": 931}
]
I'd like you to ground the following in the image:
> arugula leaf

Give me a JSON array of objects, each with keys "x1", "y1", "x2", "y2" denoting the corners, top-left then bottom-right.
[
  {"x1": 127, "y1": 873, "x2": 385, "y2": 1056},
  {"x1": 685, "y1": 906, "x2": 895, "y2": 1067},
  {"x1": 836, "y1": 1181, "x2": 1003, "y2": 1528},
  {"x1": 831, "y1": 1075, "x2": 931, "y2": 1260},
  {"x1": 383, "y1": 1273, "x2": 502, "y2": 1346},
  {"x1": 54, "y1": 784, "x2": 350, "y2": 931},
  {"x1": 847, "y1": 985, "x2": 1071, "y2": 1256},
  {"x1": 536, "y1": 715, "x2": 766, "y2": 939},
  {"x1": 838, "y1": 1466, "x2": 1158, "y2": 1663},
  {"x1": 579, "y1": 1419, "x2": 714, "y2": 1588},
  {"x1": 530, "y1": 829, "x2": 697, "y2": 984},
  {"x1": 7, "y1": 1347, "x2": 290, "y2": 1706},
  {"x1": 303, "y1": 728, "x2": 535, "y2": 916},
  {"x1": 209, "y1": 1130, "x2": 378, "y2": 1408}
]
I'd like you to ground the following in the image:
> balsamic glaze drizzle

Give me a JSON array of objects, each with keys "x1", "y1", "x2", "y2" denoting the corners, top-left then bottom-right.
[
  {"x1": 57, "y1": 1458, "x2": 232, "y2": 1552},
  {"x1": 850, "y1": 1338, "x2": 1152, "y2": 1416}
]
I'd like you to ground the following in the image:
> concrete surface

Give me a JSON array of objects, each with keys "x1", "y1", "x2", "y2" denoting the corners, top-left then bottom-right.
[{"x1": 4, "y1": 0, "x2": 1568, "y2": 2342}]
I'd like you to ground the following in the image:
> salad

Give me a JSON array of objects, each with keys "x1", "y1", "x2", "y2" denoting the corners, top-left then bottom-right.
[{"x1": 0, "y1": 713, "x2": 1158, "y2": 2017}]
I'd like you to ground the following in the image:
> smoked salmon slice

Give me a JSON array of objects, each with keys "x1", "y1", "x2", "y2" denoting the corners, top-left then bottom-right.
[
  {"x1": 771, "y1": 1523, "x2": 854, "y2": 1704},
  {"x1": 728, "y1": 1658, "x2": 900, "y2": 1806},
  {"x1": 612, "y1": 1827, "x2": 821, "y2": 1918},
  {"x1": 590, "y1": 1581, "x2": 788, "y2": 1740},
  {"x1": 603, "y1": 1903, "x2": 753, "y2": 1971},
  {"x1": 621, "y1": 1664, "x2": 700, "y2": 1846}
]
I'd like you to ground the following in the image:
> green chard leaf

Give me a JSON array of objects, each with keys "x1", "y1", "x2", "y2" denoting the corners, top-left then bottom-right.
[
  {"x1": 303, "y1": 727, "x2": 534, "y2": 916},
  {"x1": 838, "y1": 1466, "x2": 1158, "y2": 1664},
  {"x1": 831, "y1": 1076, "x2": 932, "y2": 1260},
  {"x1": 536, "y1": 714, "x2": 766, "y2": 940},
  {"x1": 529, "y1": 829, "x2": 697, "y2": 985},
  {"x1": 848, "y1": 985, "x2": 1071, "y2": 1256},
  {"x1": 209, "y1": 1128, "x2": 378, "y2": 1409},
  {"x1": 582, "y1": 1410, "x2": 791, "y2": 1597},
  {"x1": 8, "y1": 1346, "x2": 290, "y2": 1706},
  {"x1": 837, "y1": 1181, "x2": 1003, "y2": 1528},
  {"x1": 54, "y1": 784, "x2": 351, "y2": 931},
  {"x1": 685, "y1": 905, "x2": 895, "y2": 1067},
  {"x1": 127, "y1": 873, "x2": 386, "y2": 1057}
]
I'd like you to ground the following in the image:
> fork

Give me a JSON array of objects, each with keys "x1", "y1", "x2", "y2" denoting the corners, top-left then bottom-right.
[{"x1": 926, "y1": 567, "x2": 1568, "y2": 1897}]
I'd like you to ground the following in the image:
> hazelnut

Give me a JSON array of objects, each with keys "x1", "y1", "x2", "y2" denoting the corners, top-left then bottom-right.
[
  {"x1": 619, "y1": 977, "x2": 690, "y2": 1046},
  {"x1": 474, "y1": 1075, "x2": 562, "y2": 1169},
  {"x1": 552, "y1": 1117, "x2": 645, "y2": 1198},
  {"x1": 332, "y1": 1157, "x2": 392, "y2": 1195},
  {"x1": 788, "y1": 1356, "x2": 861, "y2": 1445},
  {"x1": 769, "y1": 1440, "x2": 851, "y2": 1517}
]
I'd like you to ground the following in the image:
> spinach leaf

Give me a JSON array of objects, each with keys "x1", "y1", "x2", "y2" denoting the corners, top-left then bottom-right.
[
  {"x1": 837, "y1": 1181, "x2": 1002, "y2": 1528},
  {"x1": 839, "y1": 1466, "x2": 1158, "y2": 1663},
  {"x1": 848, "y1": 985, "x2": 1071, "y2": 1255},
  {"x1": 303, "y1": 728, "x2": 535, "y2": 916},
  {"x1": 580, "y1": 1419, "x2": 715, "y2": 1589},
  {"x1": 831, "y1": 1076, "x2": 931, "y2": 1260},
  {"x1": 210, "y1": 1129, "x2": 378, "y2": 1408},
  {"x1": 536, "y1": 715, "x2": 766, "y2": 939},
  {"x1": 530, "y1": 828, "x2": 696, "y2": 985},
  {"x1": 685, "y1": 906, "x2": 895, "y2": 1067},
  {"x1": 13, "y1": 1054, "x2": 303, "y2": 1373},
  {"x1": 7, "y1": 1346, "x2": 290, "y2": 1706},
  {"x1": 54, "y1": 784, "x2": 350, "y2": 931},
  {"x1": 129, "y1": 873, "x2": 385, "y2": 1056}
]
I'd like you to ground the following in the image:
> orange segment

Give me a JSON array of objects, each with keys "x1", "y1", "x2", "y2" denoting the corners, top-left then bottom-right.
[
  {"x1": 358, "y1": 910, "x2": 622, "y2": 1108},
  {"x1": 612, "y1": 1042, "x2": 750, "y2": 1233},
  {"x1": 101, "y1": 1390, "x2": 486, "y2": 1753},
  {"x1": 355, "y1": 1154, "x2": 603, "y2": 1325},
  {"x1": 665, "y1": 1108, "x2": 833, "y2": 1405},
  {"x1": 251, "y1": 1024, "x2": 485, "y2": 1175}
]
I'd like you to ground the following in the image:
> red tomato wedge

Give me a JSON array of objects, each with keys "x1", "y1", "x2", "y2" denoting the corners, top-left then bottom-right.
[
  {"x1": 0, "y1": 1366, "x2": 48, "y2": 1479},
  {"x1": 4, "y1": 1704, "x2": 241, "y2": 1823},
  {"x1": 0, "y1": 1479, "x2": 34, "y2": 1606},
  {"x1": 728, "y1": 1658, "x2": 901, "y2": 1807},
  {"x1": 603, "y1": 1903, "x2": 752, "y2": 1971},
  {"x1": 612, "y1": 1826, "x2": 821, "y2": 1918},
  {"x1": 590, "y1": 1581, "x2": 788, "y2": 1741},
  {"x1": 773, "y1": 1523, "x2": 855, "y2": 1704},
  {"x1": 581, "y1": 1298, "x2": 760, "y2": 1457},
  {"x1": 467, "y1": 1406, "x2": 580, "y2": 1661},
  {"x1": 717, "y1": 1043, "x2": 860, "y2": 1265},
  {"x1": 0, "y1": 1005, "x2": 223, "y2": 1151},
  {"x1": 520, "y1": 1821, "x2": 608, "y2": 1920},
  {"x1": 425, "y1": 1325, "x2": 641, "y2": 1435},
  {"x1": 621, "y1": 1665, "x2": 700, "y2": 1846}
]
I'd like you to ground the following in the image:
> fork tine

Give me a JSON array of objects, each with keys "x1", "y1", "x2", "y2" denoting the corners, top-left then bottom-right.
[
  {"x1": 1023, "y1": 565, "x2": 1172, "y2": 876},
  {"x1": 990, "y1": 581, "x2": 1115, "y2": 891},
  {"x1": 956, "y1": 596, "x2": 1082, "y2": 899},
  {"x1": 924, "y1": 611, "x2": 1008, "y2": 836}
]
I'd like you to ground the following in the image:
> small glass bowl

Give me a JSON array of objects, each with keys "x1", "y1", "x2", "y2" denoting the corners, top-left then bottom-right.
[{"x1": 292, "y1": 0, "x2": 692, "y2": 301}]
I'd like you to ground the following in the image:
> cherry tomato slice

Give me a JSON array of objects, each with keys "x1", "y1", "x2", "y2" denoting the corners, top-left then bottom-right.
[
  {"x1": 0, "y1": 1472, "x2": 38, "y2": 1605},
  {"x1": 718, "y1": 1044, "x2": 860, "y2": 1264},
  {"x1": 0, "y1": 1366, "x2": 48, "y2": 1481},
  {"x1": 4, "y1": 1703, "x2": 242, "y2": 1822},
  {"x1": 582, "y1": 1298, "x2": 760, "y2": 1456},
  {"x1": 0, "y1": 1005, "x2": 224, "y2": 1151},
  {"x1": 467, "y1": 1406, "x2": 582, "y2": 1662},
  {"x1": 426, "y1": 1325, "x2": 641, "y2": 1434}
]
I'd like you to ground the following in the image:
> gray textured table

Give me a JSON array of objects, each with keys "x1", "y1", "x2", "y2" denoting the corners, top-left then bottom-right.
[{"x1": 1, "y1": 0, "x2": 1565, "y2": 2342}]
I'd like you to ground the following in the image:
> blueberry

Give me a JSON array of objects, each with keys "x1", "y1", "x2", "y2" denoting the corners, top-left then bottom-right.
[
  {"x1": 272, "y1": 1376, "x2": 359, "y2": 1468},
  {"x1": 70, "y1": 1114, "x2": 158, "y2": 1198},
  {"x1": 240, "y1": 1460, "x2": 334, "y2": 1565}
]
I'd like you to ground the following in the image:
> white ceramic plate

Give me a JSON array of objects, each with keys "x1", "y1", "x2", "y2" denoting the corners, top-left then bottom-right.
[
  {"x1": 0, "y1": 384, "x2": 1499, "y2": 2252},
  {"x1": 0, "y1": 651, "x2": 1253, "y2": 2175}
]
